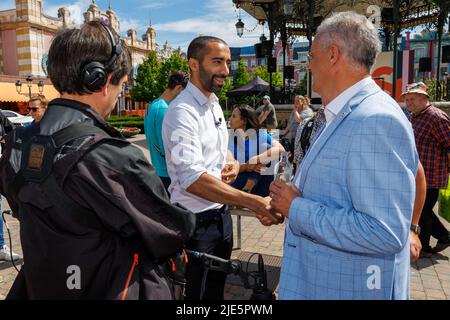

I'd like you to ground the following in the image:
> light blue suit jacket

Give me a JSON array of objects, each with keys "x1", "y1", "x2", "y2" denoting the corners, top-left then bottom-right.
[{"x1": 279, "y1": 81, "x2": 418, "y2": 300}]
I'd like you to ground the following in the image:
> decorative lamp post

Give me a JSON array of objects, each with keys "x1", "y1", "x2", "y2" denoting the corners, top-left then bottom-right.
[
  {"x1": 15, "y1": 80, "x2": 22, "y2": 95},
  {"x1": 38, "y1": 81, "x2": 45, "y2": 94},
  {"x1": 235, "y1": 19, "x2": 244, "y2": 38},
  {"x1": 15, "y1": 75, "x2": 45, "y2": 99},
  {"x1": 283, "y1": 0, "x2": 295, "y2": 16},
  {"x1": 26, "y1": 75, "x2": 33, "y2": 98}
]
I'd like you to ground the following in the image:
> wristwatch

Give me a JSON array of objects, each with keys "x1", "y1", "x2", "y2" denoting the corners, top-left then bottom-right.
[{"x1": 410, "y1": 223, "x2": 421, "y2": 235}]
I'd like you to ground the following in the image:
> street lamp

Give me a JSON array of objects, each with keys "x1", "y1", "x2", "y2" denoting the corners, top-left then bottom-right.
[
  {"x1": 235, "y1": 18, "x2": 244, "y2": 37},
  {"x1": 15, "y1": 75, "x2": 45, "y2": 98},
  {"x1": 38, "y1": 81, "x2": 45, "y2": 94},
  {"x1": 283, "y1": 0, "x2": 295, "y2": 16}
]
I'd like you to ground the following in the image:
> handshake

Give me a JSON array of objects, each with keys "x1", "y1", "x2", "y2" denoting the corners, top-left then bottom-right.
[{"x1": 252, "y1": 180, "x2": 302, "y2": 227}]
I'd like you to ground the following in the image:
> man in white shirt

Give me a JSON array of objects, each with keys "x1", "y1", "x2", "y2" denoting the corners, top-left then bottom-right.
[{"x1": 162, "y1": 36, "x2": 281, "y2": 300}]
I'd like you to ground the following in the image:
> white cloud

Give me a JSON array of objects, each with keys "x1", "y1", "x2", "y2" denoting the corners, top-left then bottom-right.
[
  {"x1": 44, "y1": 0, "x2": 92, "y2": 25},
  {"x1": 120, "y1": 17, "x2": 146, "y2": 34},
  {"x1": 154, "y1": 0, "x2": 264, "y2": 49},
  {"x1": 140, "y1": 3, "x2": 166, "y2": 9}
]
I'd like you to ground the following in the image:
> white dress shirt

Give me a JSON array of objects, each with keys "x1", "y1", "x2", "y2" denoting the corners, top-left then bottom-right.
[
  {"x1": 323, "y1": 76, "x2": 373, "y2": 129},
  {"x1": 162, "y1": 82, "x2": 228, "y2": 213},
  {"x1": 293, "y1": 76, "x2": 373, "y2": 186}
]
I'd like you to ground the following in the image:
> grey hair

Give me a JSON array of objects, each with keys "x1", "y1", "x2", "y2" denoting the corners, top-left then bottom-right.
[{"x1": 315, "y1": 11, "x2": 381, "y2": 72}]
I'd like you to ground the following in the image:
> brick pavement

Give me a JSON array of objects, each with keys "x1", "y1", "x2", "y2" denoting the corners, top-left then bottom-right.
[{"x1": 1, "y1": 135, "x2": 449, "y2": 300}]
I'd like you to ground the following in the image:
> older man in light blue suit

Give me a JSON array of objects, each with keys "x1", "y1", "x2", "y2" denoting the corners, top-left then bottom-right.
[{"x1": 262, "y1": 12, "x2": 418, "y2": 300}]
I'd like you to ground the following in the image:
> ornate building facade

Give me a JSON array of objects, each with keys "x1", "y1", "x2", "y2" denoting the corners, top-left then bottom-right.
[{"x1": 0, "y1": 0, "x2": 160, "y2": 114}]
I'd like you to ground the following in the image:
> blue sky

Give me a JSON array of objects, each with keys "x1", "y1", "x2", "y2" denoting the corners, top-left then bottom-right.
[{"x1": 0, "y1": 0, "x2": 266, "y2": 51}]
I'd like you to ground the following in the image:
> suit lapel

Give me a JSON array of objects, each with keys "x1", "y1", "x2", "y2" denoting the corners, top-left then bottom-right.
[{"x1": 297, "y1": 81, "x2": 381, "y2": 191}]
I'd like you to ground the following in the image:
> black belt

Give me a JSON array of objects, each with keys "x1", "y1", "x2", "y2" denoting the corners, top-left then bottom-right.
[{"x1": 196, "y1": 205, "x2": 228, "y2": 222}]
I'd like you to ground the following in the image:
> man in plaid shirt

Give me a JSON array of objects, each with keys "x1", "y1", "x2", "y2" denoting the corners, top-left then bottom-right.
[{"x1": 403, "y1": 82, "x2": 450, "y2": 255}]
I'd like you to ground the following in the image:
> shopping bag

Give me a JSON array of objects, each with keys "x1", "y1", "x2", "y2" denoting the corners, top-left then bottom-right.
[{"x1": 438, "y1": 177, "x2": 450, "y2": 223}]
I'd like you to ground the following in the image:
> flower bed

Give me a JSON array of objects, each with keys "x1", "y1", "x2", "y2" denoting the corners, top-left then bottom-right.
[{"x1": 115, "y1": 127, "x2": 141, "y2": 138}]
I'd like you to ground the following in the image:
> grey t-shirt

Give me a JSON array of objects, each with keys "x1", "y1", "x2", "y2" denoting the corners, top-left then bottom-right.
[{"x1": 256, "y1": 103, "x2": 278, "y2": 129}]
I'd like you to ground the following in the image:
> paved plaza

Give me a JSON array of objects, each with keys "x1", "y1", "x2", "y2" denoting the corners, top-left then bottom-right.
[{"x1": 1, "y1": 135, "x2": 449, "y2": 300}]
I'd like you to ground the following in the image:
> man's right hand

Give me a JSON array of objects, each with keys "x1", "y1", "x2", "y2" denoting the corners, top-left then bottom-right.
[{"x1": 250, "y1": 195, "x2": 284, "y2": 225}]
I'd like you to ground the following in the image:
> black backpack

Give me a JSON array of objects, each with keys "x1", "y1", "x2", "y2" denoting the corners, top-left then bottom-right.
[{"x1": 300, "y1": 116, "x2": 316, "y2": 153}]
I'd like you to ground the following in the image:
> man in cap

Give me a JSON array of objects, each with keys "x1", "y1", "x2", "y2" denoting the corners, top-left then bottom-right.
[
  {"x1": 256, "y1": 95, "x2": 278, "y2": 130},
  {"x1": 403, "y1": 82, "x2": 450, "y2": 255}
]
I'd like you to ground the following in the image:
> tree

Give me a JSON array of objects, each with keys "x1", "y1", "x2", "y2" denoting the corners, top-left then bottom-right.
[
  {"x1": 425, "y1": 78, "x2": 438, "y2": 102},
  {"x1": 252, "y1": 65, "x2": 283, "y2": 88},
  {"x1": 232, "y1": 59, "x2": 251, "y2": 88},
  {"x1": 159, "y1": 52, "x2": 189, "y2": 89},
  {"x1": 298, "y1": 72, "x2": 307, "y2": 96},
  {"x1": 217, "y1": 78, "x2": 233, "y2": 103},
  {"x1": 132, "y1": 51, "x2": 162, "y2": 103}
]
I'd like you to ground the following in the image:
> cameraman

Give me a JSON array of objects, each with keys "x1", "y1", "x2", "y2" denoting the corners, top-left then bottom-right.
[{"x1": 0, "y1": 21, "x2": 195, "y2": 299}]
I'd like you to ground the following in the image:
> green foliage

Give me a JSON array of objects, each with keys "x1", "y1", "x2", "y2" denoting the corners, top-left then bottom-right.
[
  {"x1": 298, "y1": 72, "x2": 308, "y2": 96},
  {"x1": 132, "y1": 51, "x2": 190, "y2": 104},
  {"x1": 232, "y1": 60, "x2": 251, "y2": 88},
  {"x1": 108, "y1": 115, "x2": 144, "y2": 133},
  {"x1": 108, "y1": 115, "x2": 144, "y2": 122},
  {"x1": 252, "y1": 65, "x2": 283, "y2": 88},
  {"x1": 132, "y1": 51, "x2": 162, "y2": 103},
  {"x1": 159, "y1": 52, "x2": 189, "y2": 89},
  {"x1": 425, "y1": 78, "x2": 438, "y2": 101},
  {"x1": 217, "y1": 78, "x2": 233, "y2": 103}
]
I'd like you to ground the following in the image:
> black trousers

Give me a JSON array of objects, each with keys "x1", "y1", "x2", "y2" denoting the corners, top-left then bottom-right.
[
  {"x1": 419, "y1": 189, "x2": 449, "y2": 248},
  {"x1": 184, "y1": 206, "x2": 233, "y2": 300}
]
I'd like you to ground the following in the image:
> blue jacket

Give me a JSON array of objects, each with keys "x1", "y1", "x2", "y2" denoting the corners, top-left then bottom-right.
[{"x1": 280, "y1": 81, "x2": 418, "y2": 300}]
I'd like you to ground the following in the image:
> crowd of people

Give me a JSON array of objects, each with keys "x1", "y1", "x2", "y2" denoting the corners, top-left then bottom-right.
[{"x1": 0, "y1": 10, "x2": 449, "y2": 301}]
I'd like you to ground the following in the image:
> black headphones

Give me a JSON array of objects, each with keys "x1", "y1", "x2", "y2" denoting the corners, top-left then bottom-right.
[{"x1": 81, "y1": 23, "x2": 123, "y2": 92}]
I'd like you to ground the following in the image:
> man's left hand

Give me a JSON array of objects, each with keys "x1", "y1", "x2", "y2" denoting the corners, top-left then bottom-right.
[
  {"x1": 410, "y1": 230, "x2": 422, "y2": 262},
  {"x1": 222, "y1": 161, "x2": 239, "y2": 184},
  {"x1": 269, "y1": 181, "x2": 302, "y2": 218}
]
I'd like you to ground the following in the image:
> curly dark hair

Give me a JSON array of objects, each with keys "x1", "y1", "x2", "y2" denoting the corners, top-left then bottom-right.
[{"x1": 48, "y1": 21, "x2": 132, "y2": 95}]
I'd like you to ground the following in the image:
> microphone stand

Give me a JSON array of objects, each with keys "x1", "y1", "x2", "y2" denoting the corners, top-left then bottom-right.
[{"x1": 186, "y1": 250, "x2": 275, "y2": 301}]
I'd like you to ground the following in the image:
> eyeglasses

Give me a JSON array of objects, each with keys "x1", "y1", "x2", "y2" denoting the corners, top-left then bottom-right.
[
  {"x1": 27, "y1": 107, "x2": 39, "y2": 112},
  {"x1": 307, "y1": 47, "x2": 330, "y2": 62}
]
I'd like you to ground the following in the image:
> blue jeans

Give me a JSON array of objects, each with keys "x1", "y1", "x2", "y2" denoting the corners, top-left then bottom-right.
[
  {"x1": 0, "y1": 195, "x2": 4, "y2": 247},
  {"x1": 231, "y1": 172, "x2": 274, "y2": 197}
]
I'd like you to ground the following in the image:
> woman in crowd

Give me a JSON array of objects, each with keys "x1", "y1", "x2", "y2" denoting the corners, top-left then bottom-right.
[
  {"x1": 293, "y1": 104, "x2": 326, "y2": 173},
  {"x1": 283, "y1": 95, "x2": 314, "y2": 154},
  {"x1": 228, "y1": 104, "x2": 285, "y2": 196}
]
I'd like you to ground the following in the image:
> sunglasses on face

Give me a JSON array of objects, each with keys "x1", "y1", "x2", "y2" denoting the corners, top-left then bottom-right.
[{"x1": 27, "y1": 107, "x2": 40, "y2": 112}]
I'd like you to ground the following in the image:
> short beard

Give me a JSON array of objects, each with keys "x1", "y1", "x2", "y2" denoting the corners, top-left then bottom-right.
[{"x1": 199, "y1": 65, "x2": 225, "y2": 94}]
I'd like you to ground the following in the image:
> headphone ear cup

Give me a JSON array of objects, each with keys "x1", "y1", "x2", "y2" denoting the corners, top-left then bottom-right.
[{"x1": 81, "y1": 61, "x2": 107, "y2": 92}]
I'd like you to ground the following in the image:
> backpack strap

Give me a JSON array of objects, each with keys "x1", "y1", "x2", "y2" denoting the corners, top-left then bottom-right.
[
  {"x1": 8, "y1": 123, "x2": 42, "y2": 197},
  {"x1": 10, "y1": 123, "x2": 128, "y2": 221},
  {"x1": 42, "y1": 123, "x2": 119, "y2": 218}
]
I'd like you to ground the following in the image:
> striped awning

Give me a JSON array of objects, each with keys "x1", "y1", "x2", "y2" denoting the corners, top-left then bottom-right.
[{"x1": 0, "y1": 82, "x2": 60, "y2": 102}]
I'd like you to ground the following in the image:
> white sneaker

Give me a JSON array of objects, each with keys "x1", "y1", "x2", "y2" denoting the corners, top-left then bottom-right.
[{"x1": 0, "y1": 245, "x2": 21, "y2": 261}]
